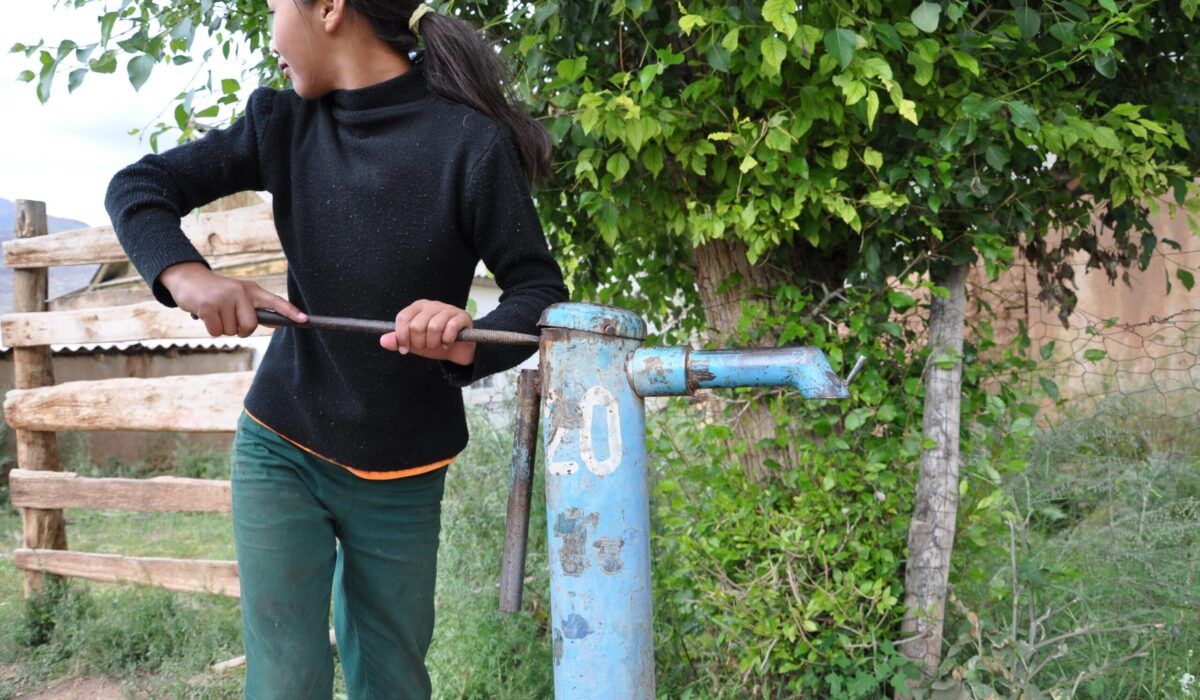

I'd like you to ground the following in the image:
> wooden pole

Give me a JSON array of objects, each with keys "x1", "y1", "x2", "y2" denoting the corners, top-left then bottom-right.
[
  {"x1": 899, "y1": 263, "x2": 968, "y2": 677},
  {"x1": 11, "y1": 200, "x2": 68, "y2": 596}
]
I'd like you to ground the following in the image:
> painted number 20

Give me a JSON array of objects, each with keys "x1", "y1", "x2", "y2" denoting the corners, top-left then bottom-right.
[{"x1": 548, "y1": 386, "x2": 623, "y2": 477}]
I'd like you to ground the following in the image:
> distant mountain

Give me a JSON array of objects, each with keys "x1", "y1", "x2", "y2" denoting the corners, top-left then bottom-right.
[{"x1": 0, "y1": 198, "x2": 100, "y2": 312}]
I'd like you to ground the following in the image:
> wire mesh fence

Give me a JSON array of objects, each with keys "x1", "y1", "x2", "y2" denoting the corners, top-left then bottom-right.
[{"x1": 973, "y1": 215, "x2": 1199, "y2": 423}]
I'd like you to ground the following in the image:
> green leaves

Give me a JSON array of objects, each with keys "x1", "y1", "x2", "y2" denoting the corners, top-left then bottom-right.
[
  {"x1": 762, "y1": 0, "x2": 798, "y2": 39},
  {"x1": 89, "y1": 50, "x2": 117, "y2": 74},
  {"x1": 1015, "y1": 7, "x2": 1041, "y2": 39},
  {"x1": 911, "y1": 2, "x2": 941, "y2": 33},
  {"x1": 678, "y1": 11, "x2": 707, "y2": 35},
  {"x1": 963, "y1": 95, "x2": 1003, "y2": 120},
  {"x1": 1039, "y1": 376, "x2": 1060, "y2": 401},
  {"x1": 951, "y1": 50, "x2": 980, "y2": 77},
  {"x1": 760, "y1": 36, "x2": 788, "y2": 77},
  {"x1": 985, "y1": 144, "x2": 1010, "y2": 170},
  {"x1": 1093, "y1": 50, "x2": 1116, "y2": 78},
  {"x1": 36, "y1": 50, "x2": 56, "y2": 103},
  {"x1": 1007, "y1": 101, "x2": 1040, "y2": 134},
  {"x1": 557, "y1": 56, "x2": 588, "y2": 82},
  {"x1": 866, "y1": 90, "x2": 880, "y2": 129},
  {"x1": 126, "y1": 54, "x2": 154, "y2": 91},
  {"x1": 606, "y1": 152, "x2": 631, "y2": 182},
  {"x1": 823, "y1": 28, "x2": 857, "y2": 70},
  {"x1": 67, "y1": 68, "x2": 87, "y2": 93},
  {"x1": 1091, "y1": 126, "x2": 1121, "y2": 149}
]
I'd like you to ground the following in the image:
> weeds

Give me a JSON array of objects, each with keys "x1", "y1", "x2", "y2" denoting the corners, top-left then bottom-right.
[
  {"x1": 939, "y1": 396, "x2": 1200, "y2": 698},
  {"x1": 426, "y1": 399, "x2": 554, "y2": 699}
]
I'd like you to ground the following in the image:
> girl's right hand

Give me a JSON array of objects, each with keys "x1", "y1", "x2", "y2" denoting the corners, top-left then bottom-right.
[{"x1": 159, "y1": 261, "x2": 308, "y2": 337}]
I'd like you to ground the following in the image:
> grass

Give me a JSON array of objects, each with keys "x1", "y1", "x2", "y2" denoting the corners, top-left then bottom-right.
[
  {"x1": 1, "y1": 395, "x2": 1195, "y2": 698},
  {"x1": 0, "y1": 406, "x2": 553, "y2": 699},
  {"x1": 950, "y1": 396, "x2": 1200, "y2": 698},
  {"x1": 0, "y1": 434, "x2": 246, "y2": 699},
  {"x1": 425, "y1": 405, "x2": 553, "y2": 699}
]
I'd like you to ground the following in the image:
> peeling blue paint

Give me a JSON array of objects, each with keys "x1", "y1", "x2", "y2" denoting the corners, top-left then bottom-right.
[
  {"x1": 628, "y1": 346, "x2": 849, "y2": 399},
  {"x1": 593, "y1": 536, "x2": 625, "y2": 575},
  {"x1": 561, "y1": 613, "x2": 593, "y2": 639},
  {"x1": 553, "y1": 508, "x2": 597, "y2": 577}
]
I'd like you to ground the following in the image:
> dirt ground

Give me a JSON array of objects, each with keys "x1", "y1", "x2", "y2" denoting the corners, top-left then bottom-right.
[
  {"x1": 0, "y1": 665, "x2": 124, "y2": 700},
  {"x1": 17, "y1": 677, "x2": 125, "y2": 700}
]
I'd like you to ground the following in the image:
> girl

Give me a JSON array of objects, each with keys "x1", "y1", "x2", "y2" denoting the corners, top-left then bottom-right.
[{"x1": 104, "y1": 1, "x2": 567, "y2": 698}]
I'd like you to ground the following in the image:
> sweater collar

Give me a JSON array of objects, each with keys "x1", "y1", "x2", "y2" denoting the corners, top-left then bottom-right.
[{"x1": 330, "y1": 64, "x2": 428, "y2": 110}]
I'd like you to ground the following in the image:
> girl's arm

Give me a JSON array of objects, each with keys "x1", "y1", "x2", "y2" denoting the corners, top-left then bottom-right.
[
  {"x1": 436, "y1": 130, "x2": 569, "y2": 385},
  {"x1": 104, "y1": 88, "x2": 303, "y2": 334}
]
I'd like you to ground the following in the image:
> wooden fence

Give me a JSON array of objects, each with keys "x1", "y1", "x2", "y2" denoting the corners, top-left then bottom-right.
[{"x1": 4, "y1": 199, "x2": 279, "y2": 599}]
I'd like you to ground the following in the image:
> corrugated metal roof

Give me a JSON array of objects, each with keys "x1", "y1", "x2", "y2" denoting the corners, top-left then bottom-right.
[{"x1": 0, "y1": 340, "x2": 255, "y2": 357}]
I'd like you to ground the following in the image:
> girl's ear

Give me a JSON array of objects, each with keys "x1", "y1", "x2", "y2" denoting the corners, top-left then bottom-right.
[{"x1": 319, "y1": 0, "x2": 346, "y2": 33}]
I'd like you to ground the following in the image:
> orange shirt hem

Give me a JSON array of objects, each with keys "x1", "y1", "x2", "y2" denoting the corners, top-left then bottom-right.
[{"x1": 242, "y1": 409, "x2": 454, "y2": 480}]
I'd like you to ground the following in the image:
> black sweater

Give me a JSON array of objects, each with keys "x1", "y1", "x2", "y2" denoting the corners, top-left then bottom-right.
[{"x1": 105, "y1": 66, "x2": 567, "y2": 473}]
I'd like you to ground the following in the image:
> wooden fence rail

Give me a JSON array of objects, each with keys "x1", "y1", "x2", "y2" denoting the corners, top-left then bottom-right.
[
  {"x1": 1, "y1": 301, "x2": 272, "y2": 348},
  {"x1": 1, "y1": 204, "x2": 278, "y2": 269},
  {"x1": 14, "y1": 549, "x2": 240, "y2": 598},
  {"x1": 9, "y1": 469, "x2": 232, "y2": 513},
  {"x1": 3, "y1": 197, "x2": 280, "y2": 599},
  {"x1": 4, "y1": 372, "x2": 254, "y2": 433}
]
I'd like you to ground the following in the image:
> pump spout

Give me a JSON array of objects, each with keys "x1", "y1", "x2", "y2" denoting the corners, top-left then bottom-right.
[{"x1": 627, "y1": 347, "x2": 850, "y2": 399}]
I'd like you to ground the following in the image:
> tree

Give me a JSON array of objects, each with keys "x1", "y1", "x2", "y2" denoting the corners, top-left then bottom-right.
[{"x1": 16, "y1": 0, "x2": 1198, "y2": 687}]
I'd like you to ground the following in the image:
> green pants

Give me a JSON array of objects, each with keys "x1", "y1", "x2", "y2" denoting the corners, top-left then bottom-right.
[{"x1": 231, "y1": 412, "x2": 446, "y2": 700}]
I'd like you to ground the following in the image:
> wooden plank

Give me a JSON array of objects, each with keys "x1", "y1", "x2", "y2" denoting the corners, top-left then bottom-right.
[
  {"x1": 9, "y1": 469, "x2": 231, "y2": 514},
  {"x1": 2, "y1": 203, "x2": 281, "y2": 269},
  {"x1": 14, "y1": 549, "x2": 240, "y2": 598},
  {"x1": 12, "y1": 200, "x2": 67, "y2": 597},
  {"x1": 4, "y1": 371, "x2": 254, "y2": 433},
  {"x1": 46, "y1": 273, "x2": 288, "y2": 312},
  {"x1": 1, "y1": 300, "x2": 275, "y2": 347}
]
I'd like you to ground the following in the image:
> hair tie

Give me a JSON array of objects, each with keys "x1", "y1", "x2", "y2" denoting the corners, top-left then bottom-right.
[{"x1": 409, "y1": 4, "x2": 434, "y2": 35}]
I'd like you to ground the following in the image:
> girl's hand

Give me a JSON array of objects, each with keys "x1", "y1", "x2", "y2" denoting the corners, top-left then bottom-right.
[
  {"x1": 159, "y1": 261, "x2": 308, "y2": 337},
  {"x1": 382, "y1": 300, "x2": 477, "y2": 366}
]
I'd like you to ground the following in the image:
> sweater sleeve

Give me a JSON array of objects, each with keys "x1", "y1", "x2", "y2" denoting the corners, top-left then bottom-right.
[
  {"x1": 441, "y1": 131, "x2": 569, "y2": 387},
  {"x1": 104, "y1": 88, "x2": 275, "y2": 307}
]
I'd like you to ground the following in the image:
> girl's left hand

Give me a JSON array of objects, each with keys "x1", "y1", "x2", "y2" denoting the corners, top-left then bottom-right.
[{"x1": 381, "y1": 299, "x2": 477, "y2": 366}]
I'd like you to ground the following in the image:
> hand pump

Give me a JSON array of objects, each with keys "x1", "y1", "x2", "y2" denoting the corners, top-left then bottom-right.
[{"x1": 254, "y1": 303, "x2": 858, "y2": 698}]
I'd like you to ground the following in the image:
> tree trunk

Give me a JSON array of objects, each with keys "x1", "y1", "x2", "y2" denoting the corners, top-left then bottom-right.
[
  {"x1": 692, "y1": 238, "x2": 795, "y2": 481},
  {"x1": 899, "y1": 264, "x2": 968, "y2": 677}
]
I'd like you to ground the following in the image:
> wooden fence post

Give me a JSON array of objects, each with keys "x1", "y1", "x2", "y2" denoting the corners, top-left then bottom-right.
[{"x1": 11, "y1": 200, "x2": 68, "y2": 596}]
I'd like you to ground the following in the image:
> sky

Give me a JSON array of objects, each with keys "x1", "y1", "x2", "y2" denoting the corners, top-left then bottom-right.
[{"x1": 0, "y1": 0, "x2": 254, "y2": 226}]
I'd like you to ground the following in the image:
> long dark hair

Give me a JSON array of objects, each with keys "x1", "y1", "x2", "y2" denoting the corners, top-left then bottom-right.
[{"x1": 327, "y1": 0, "x2": 551, "y2": 182}]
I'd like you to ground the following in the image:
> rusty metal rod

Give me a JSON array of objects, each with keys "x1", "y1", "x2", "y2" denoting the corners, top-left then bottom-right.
[
  {"x1": 499, "y1": 369, "x2": 540, "y2": 613},
  {"x1": 253, "y1": 309, "x2": 541, "y2": 346}
]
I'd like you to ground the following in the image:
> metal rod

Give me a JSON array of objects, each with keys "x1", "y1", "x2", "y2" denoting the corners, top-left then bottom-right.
[
  {"x1": 254, "y1": 309, "x2": 540, "y2": 346},
  {"x1": 845, "y1": 355, "x2": 867, "y2": 385},
  {"x1": 499, "y1": 369, "x2": 540, "y2": 613}
]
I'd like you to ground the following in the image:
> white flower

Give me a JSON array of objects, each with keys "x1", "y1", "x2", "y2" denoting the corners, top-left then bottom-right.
[{"x1": 1181, "y1": 672, "x2": 1196, "y2": 697}]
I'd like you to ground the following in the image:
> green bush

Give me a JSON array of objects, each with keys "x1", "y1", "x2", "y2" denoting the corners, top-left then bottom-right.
[{"x1": 643, "y1": 283, "x2": 1046, "y2": 698}]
